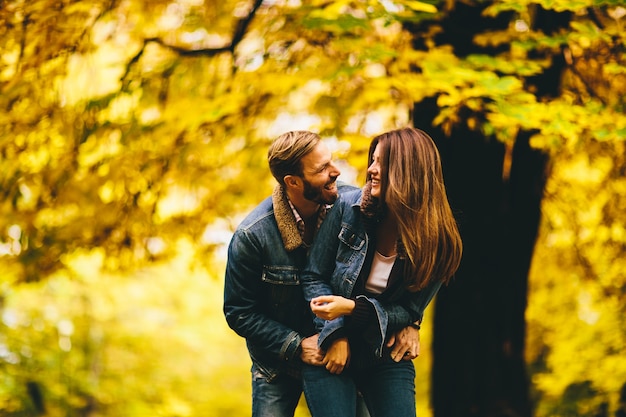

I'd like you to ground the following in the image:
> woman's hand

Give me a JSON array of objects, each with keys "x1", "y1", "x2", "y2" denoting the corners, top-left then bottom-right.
[
  {"x1": 323, "y1": 337, "x2": 350, "y2": 374},
  {"x1": 310, "y1": 295, "x2": 355, "y2": 320}
]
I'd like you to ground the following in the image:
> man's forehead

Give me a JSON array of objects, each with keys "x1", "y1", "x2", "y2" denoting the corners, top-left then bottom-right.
[{"x1": 302, "y1": 143, "x2": 331, "y2": 170}]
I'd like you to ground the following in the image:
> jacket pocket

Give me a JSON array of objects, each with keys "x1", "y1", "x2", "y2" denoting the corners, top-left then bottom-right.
[
  {"x1": 261, "y1": 266, "x2": 300, "y2": 285},
  {"x1": 336, "y1": 225, "x2": 365, "y2": 265},
  {"x1": 260, "y1": 266, "x2": 306, "y2": 330},
  {"x1": 338, "y1": 224, "x2": 365, "y2": 250}
]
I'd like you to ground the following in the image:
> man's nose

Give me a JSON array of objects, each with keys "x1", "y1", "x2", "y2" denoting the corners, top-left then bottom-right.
[{"x1": 329, "y1": 161, "x2": 341, "y2": 177}]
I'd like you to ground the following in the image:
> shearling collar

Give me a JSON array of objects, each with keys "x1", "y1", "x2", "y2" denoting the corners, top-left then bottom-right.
[{"x1": 272, "y1": 184, "x2": 304, "y2": 252}]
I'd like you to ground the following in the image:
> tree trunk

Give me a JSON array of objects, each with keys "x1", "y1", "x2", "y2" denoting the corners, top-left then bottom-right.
[
  {"x1": 407, "y1": 1, "x2": 571, "y2": 414},
  {"x1": 414, "y1": 99, "x2": 549, "y2": 417}
]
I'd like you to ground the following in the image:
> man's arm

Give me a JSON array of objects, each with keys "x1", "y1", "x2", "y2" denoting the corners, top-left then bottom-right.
[
  {"x1": 223, "y1": 228, "x2": 304, "y2": 363},
  {"x1": 300, "y1": 333, "x2": 324, "y2": 365}
]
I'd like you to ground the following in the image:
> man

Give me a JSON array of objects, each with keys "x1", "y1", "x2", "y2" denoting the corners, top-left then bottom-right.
[{"x1": 223, "y1": 131, "x2": 420, "y2": 417}]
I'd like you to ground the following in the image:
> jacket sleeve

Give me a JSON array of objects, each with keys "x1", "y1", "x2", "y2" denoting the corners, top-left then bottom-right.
[
  {"x1": 382, "y1": 279, "x2": 443, "y2": 331},
  {"x1": 345, "y1": 279, "x2": 443, "y2": 357},
  {"x1": 223, "y1": 228, "x2": 302, "y2": 363},
  {"x1": 300, "y1": 195, "x2": 346, "y2": 333}
]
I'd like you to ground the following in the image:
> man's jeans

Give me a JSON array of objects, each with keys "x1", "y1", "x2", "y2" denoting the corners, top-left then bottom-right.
[
  {"x1": 252, "y1": 365, "x2": 302, "y2": 417},
  {"x1": 251, "y1": 363, "x2": 372, "y2": 417},
  {"x1": 302, "y1": 356, "x2": 416, "y2": 417}
]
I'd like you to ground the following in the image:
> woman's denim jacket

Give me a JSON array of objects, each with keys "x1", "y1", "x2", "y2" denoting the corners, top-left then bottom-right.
[
  {"x1": 301, "y1": 188, "x2": 442, "y2": 358},
  {"x1": 224, "y1": 183, "x2": 357, "y2": 381}
]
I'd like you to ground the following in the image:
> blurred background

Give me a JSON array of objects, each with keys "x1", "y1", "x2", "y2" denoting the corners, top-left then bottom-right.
[{"x1": 0, "y1": 1, "x2": 624, "y2": 416}]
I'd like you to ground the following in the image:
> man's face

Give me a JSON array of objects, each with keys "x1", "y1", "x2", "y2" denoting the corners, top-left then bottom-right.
[{"x1": 299, "y1": 141, "x2": 341, "y2": 205}]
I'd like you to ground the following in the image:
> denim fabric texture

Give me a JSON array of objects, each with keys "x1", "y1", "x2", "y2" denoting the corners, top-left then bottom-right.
[
  {"x1": 301, "y1": 188, "x2": 442, "y2": 356},
  {"x1": 302, "y1": 353, "x2": 416, "y2": 417},
  {"x1": 224, "y1": 183, "x2": 358, "y2": 415},
  {"x1": 252, "y1": 364, "x2": 303, "y2": 417},
  {"x1": 224, "y1": 192, "x2": 309, "y2": 382}
]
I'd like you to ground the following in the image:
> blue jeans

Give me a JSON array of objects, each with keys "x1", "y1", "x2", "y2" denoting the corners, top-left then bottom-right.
[
  {"x1": 302, "y1": 353, "x2": 416, "y2": 417},
  {"x1": 251, "y1": 365, "x2": 303, "y2": 417}
]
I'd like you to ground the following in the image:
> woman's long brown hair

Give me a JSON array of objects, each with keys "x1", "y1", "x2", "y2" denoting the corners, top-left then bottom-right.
[{"x1": 367, "y1": 127, "x2": 463, "y2": 290}]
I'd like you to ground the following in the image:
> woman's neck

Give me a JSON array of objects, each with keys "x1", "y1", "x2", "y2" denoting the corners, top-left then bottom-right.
[{"x1": 376, "y1": 215, "x2": 399, "y2": 257}]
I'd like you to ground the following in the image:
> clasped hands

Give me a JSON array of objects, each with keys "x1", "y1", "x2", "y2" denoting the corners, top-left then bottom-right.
[
  {"x1": 302, "y1": 295, "x2": 421, "y2": 373},
  {"x1": 299, "y1": 334, "x2": 352, "y2": 374}
]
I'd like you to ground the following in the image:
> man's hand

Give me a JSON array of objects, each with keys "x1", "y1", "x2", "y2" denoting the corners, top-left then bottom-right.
[
  {"x1": 300, "y1": 334, "x2": 324, "y2": 366},
  {"x1": 310, "y1": 295, "x2": 355, "y2": 320},
  {"x1": 323, "y1": 337, "x2": 350, "y2": 374},
  {"x1": 387, "y1": 325, "x2": 420, "y2": 362}
]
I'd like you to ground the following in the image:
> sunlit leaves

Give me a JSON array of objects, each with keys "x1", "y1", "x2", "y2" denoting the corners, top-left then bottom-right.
[
  {"x1": 402, "y1": 0, "x2": 439, "y2": 14},
  {"x1": 483, "y1": 0, "x2": 595, "y2": 15},
  {"x1": 0, "y1": 0, "x2": 625, "y2": 413},
  {"x1": 526, "y1": 100, "x2": 626, "y2": 150},
  {"x1": 0, "y1": 245, "x2": 255, "y2": 416},
  {"x1": 527, "y1": 140, "x2": 626, "y2": 414},
  {"x1": 466, "y1": 54, "x2": 546, "y2": 76}
]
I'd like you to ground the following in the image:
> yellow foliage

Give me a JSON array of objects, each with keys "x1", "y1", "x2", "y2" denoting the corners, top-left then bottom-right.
[
  {"x1": 0, "y1": 239, "x2": 437, "y2": 416},
  {"x1": 0, "y1": 240, "x2": 254, "y2": 415},
  {"x1": 1, "y1": 0, "x2": 625, "y2": 414},
  {"x1": 527, "y1": 141, "x2": 626, "y2": 416}
]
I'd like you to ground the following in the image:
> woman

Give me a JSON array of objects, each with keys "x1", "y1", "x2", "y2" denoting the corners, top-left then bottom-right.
[{"x1": 301, "y1": 127, "x2": 463, "y2": 417}]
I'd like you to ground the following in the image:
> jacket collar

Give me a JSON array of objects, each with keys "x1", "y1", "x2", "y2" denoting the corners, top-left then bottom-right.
[{"x1": 272, "y1": 184, "x2": 304, "y2": 252}]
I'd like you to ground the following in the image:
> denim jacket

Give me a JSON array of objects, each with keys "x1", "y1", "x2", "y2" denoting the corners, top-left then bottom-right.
[
  {"x1": 301, "y1": 188, "x2": 442, "y2": 358},
  {"x1": 223, "y1": 183, "x2": 356, "y2": 381}
]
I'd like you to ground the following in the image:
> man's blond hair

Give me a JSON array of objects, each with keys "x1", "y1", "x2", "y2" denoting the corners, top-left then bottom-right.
[{"x1": 268, "y1": 131, "x2": 321, "y2": 186}]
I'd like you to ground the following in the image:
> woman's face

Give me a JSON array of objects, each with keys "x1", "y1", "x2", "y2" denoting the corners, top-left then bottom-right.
[{"x1": 367, "y1": 143, "x2": 383, "y2": 198}]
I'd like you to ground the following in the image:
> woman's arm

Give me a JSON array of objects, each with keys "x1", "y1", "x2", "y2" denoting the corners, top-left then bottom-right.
[
  {"x1": 323, "y1": 278, "x2": 442, "y2": 359},
  {"x1": 382, "y1": 279, "x2": 443, "y2": 332},
  {"x1": 310, "y1": 295, "x2": 355, "y2": 320},
  {"x1": 301, "y1": 191, "x2": 357, "y2": 330}
]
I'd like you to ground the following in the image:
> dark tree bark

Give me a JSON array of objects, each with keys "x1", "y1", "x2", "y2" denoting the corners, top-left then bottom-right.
[
  {"x1": 416, "y1": 99, "x2": 547, "y2": 417},
  {"x1": 408, "y1": 2, "x2": 572, "y2": 415}
]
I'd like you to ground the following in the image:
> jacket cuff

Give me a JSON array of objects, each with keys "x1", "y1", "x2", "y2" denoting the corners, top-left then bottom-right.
[
  {"x1": 346, "y1": 297, "x2": 376, "y2": 331},
  {"x1": 319, "y1": 327, "x2": 347, "y2": 351},
  {"x1": 282, "y1": 331, "x2": 303, "y2": 363}
]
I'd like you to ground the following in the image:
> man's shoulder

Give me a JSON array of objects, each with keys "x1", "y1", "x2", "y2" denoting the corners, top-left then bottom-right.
[{"x1": 236, "y1": 195, "x2": 276, "y2": 231}]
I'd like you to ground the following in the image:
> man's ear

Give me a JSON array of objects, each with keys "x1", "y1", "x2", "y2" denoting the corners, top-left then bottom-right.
[{"x1": 284, "y1": 175, "x2": 300, "y2": 188}]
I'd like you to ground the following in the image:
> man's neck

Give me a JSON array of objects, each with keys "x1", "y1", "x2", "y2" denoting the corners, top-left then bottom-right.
[{"x1": 286, "y1": 189, "x2": 320, "y2": 222}]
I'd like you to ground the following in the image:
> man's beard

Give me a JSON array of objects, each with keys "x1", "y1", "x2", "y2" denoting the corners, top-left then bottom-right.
[{"x1": 303, "y1": 178, "x2": 338, "y2": 205}]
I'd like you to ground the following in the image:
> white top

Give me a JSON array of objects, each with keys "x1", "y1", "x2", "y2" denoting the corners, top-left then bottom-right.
[{"x1": 365, "y1": 251, "x2": 397, "y2": 294}]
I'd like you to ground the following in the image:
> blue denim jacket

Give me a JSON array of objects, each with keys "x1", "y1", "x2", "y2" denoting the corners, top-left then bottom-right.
[
  {"x1": 301, "y1": 188, "x2": 442, "y2": 358},
  {"x1": 224, "y1": 183, "x2": 357, "y2": 381}
]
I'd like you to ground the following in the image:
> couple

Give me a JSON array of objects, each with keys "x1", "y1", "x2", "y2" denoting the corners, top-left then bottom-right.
[{"x1": 224, "y1": 128, "x2": 463, "y2": 417}]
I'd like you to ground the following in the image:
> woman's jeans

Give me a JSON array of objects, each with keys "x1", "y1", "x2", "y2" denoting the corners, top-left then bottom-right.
[{"x1": 302, "y1": 352, "x2": 416, "y2": 417}]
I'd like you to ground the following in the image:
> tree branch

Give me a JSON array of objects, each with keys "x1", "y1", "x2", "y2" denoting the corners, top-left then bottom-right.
[
  {"x1": 120, "y1": 0, "x2": 264, "y2": 81},
  {"x1": 563, "y1": 46, "x2": 605, "y2": 104},
  {"x1": 230, "y1": 0, "x2": 264, "y2": 53}
]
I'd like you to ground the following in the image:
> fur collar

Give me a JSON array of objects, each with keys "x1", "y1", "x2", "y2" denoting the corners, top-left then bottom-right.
[
  {"x1": 360, "y1": 180, "x2": 384, "y2": 219},
  {"x1": 272, "y1": 184, "x2": 304, "y2": 251}
]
